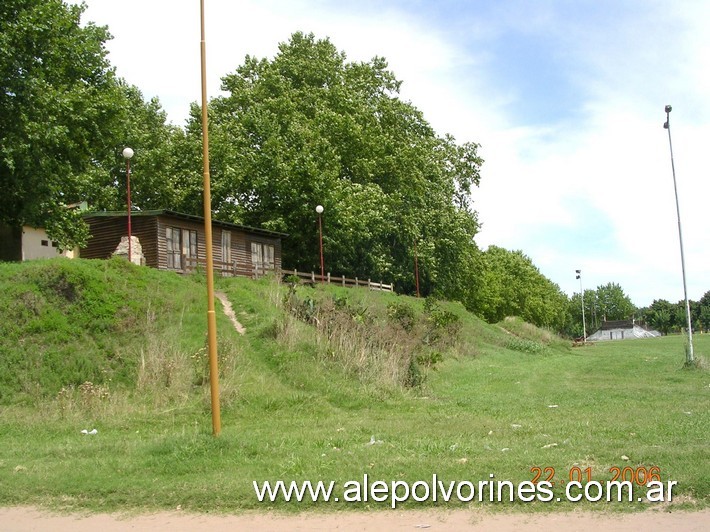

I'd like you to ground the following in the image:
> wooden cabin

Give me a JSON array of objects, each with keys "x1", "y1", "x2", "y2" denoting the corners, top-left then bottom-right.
[{"x1": 81, "y1": 210, "x2": 286, "y2": 277}]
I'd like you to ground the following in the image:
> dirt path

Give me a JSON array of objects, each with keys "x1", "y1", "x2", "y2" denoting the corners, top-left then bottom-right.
[
  {"x1": 215, "y1": 290, "x2": 246, "y2": 335},
  {"x1": 1, "y1": 507, "x2": 708, "y2": 531}
]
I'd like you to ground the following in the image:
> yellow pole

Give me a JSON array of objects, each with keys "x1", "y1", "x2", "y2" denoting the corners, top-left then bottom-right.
[{"x1": 200, "y1": 0, "x2": 221, "y2": 436}]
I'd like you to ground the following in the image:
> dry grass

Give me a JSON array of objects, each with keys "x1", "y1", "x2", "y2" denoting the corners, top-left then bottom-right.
[
  {"x1": 277, "y1": 287, "x2": 458, "y2": 389},
  {"x1": 314, "y1": 299, "x2": 415, "y2": 387}
]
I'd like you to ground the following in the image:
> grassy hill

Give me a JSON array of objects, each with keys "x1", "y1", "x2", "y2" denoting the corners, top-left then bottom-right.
[{"x1": 0, "y1": 258, "x2": 707, "y2": 512}]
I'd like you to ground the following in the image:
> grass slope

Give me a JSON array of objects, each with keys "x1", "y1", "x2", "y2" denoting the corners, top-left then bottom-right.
[{"x1": 0, "y1": 259, "x2": 707, "y2": 513}]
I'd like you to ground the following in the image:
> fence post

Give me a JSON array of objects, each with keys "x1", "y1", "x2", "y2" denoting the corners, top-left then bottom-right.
[
  {"x1": 368, "y1": 278, "x2": 371, "y2": 289},
  {"x1": 311, "y1": 271, "x2": 315, "y2": 283}
]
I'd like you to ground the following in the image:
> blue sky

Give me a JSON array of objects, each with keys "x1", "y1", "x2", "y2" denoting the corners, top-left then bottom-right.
[{"x1": 77, "y1": 0, "x2": 709, "y2": 307}]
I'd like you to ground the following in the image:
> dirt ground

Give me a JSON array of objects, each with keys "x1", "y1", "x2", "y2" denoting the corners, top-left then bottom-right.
[{"x1": 1, "y1": 507, "x2": 709, "y2": 531}]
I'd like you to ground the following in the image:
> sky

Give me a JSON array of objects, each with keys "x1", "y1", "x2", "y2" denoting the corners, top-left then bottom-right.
[{"x1": 75, "y1": 0, "x2": 709, "y2": 307}]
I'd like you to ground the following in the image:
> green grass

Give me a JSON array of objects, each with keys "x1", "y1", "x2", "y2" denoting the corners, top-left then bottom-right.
[{"x1": 0, "y1": 259, "x2": 707, "y2": 513}]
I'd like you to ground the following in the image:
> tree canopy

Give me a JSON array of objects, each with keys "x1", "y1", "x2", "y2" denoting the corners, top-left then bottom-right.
[
  {"x1": 181, "y1": 32, "x2": 483, "y2": 298},
  {"x1": 639, "y1": 293, "x2": 709, "y2": 335},
  {"x1": 0, "y1": 0, "x2": 178, "y2": 248},
  {"x1": 566, "y1": 282, "x2": 636, "y2": 337},
  {"x1": 0, "y1": 0, "x2": 117, "y2": 245},
  {"x1": 471, "y1": 246, "x2": 569, "y2": 330}
]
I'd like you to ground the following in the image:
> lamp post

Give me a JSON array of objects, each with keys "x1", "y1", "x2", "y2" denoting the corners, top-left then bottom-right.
[
  {"x1": 576, "y1": 270, "x2": 587, "y2": 343},
  {"x1": 414, "y1": 239, "x2": 420, "y2": 297},
  {"x1": 122, "y1": 147, "x2": 134, "y2": 264},
  {"x1": 316, "y1": 205, "x2": 325, "y2": 282},
  {"x1": 663, "y1": 105, "x2": 694, "y2": 364}
]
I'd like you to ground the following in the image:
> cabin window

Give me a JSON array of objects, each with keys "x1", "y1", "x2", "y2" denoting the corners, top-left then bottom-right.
[
  {"x1": 250, "y1": 242, "x2": 275, "y2": 275},
  {"x1": 41, "y1": 240, "x2": 49, "y2": 247},
  {"x1": 166, "y1": 226, "x2": 197, "y2": 270},
  {"x1": 221, "y1": 230, "x2": 231, "y2": 265}
]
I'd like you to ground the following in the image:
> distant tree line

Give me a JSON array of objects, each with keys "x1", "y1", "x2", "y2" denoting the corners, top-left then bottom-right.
[
  {"x1": 565, "y1": 282, "x2": 636, "y2": 338},
  {"x1": 2, "y1": 1, "x2": 706, "y2": 338},
  {"x1": 637, "y1": 292, "x2": 710, "y2": 336},
  {"x1": 565, "y1": 283, "x2": 710, "y2": 338}
]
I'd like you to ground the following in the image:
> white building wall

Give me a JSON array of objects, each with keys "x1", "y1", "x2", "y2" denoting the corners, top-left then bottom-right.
[
  {"x1": 21, "y1": 227, "x2": 78, "y2": 260},
  {"x1": 587, "y1": 325, "x2": 661, "y2": 341}
]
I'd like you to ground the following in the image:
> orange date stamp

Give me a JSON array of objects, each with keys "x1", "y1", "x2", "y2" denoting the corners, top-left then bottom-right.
[{"x1": 530, "y1": 465, "x2": 662, "y2": 487}]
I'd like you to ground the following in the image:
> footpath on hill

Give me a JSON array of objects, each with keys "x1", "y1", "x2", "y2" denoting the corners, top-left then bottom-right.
[{"x1": 1, "y1": 507, "x2": 709, "y2": 531}]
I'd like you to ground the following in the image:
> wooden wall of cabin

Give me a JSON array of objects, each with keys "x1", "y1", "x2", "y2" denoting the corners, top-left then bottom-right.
[{"x1": 82, "y1": 216, "x2": 158, "y2": 267}]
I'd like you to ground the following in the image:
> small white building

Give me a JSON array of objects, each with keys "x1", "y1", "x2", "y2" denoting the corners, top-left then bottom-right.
[
  {"x1": 587, "y1": 319, "x2": 661, "y2": 341},
  {"x1": 0, "y1": 224, "x2": 78, "y2": 261}
]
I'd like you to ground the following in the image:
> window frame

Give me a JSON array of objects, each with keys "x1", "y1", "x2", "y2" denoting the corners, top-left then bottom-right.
[{"x1": 166, "y1": 226, "x2": 197, "y2": 270}]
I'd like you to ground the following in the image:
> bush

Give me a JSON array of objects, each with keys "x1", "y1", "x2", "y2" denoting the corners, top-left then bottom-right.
[
  {"x1": 423, "y1": 298, "x2": 461, "y2": 347},
  {"x1": 387, "y1": 301, "x2": 416, "y2": 331}
]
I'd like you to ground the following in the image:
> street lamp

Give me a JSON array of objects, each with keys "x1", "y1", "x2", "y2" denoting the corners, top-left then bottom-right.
[
  {"x1": 414, "y1": 239, "x2": 420, "y2": 297},
  {"x1": 663, "y1": 105, "x2": 694, "y2": 364},
  {"x1": 576, "y1": 270, "x2": 587, "y2": 343},
  {"x1": 122, "y1": 147, "x2": 134, "y2": 263},
  {"x1": 316, "y1": 205, "x2": 325, "y2": 282}
]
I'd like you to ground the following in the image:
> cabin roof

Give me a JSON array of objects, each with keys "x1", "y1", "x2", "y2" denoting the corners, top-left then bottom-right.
[{"x1": 84, "y1": 210, "x2": 288, "y2": 238}]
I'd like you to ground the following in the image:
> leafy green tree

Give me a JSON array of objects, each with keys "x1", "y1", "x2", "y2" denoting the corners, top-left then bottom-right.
[
  {"x1": 0, "y1": 0, "x2": 120, "y2": 247},
  {"x1": 0, "y1": 1, "x2": 181, "y2": 247},
  {"x1": 472, "y1": 246, "x2": 568, "y2": 330},
  {"x1": 76, "y1": 81, "x2": 184, "y2": 214},
  {"x1": 566, "y1": 282, "x2": 635, "y2": 338},
  {"x1": 181, "y1": 32, "x2": 482, "y2": 298},
  {"x1": 672, "y1": 299, "x2": 701, "y2": 334},
  {"x1": 595, "y1": 282, "x2": 636, "y2": 321},
  {"x1": 647, "y1": 299, "x2": 674, "y2": 335},
  {"x1": 699, "y1": 291, "x2": 710, "y2": 333}
]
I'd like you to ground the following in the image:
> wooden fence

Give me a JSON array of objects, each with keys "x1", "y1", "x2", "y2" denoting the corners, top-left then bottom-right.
[
  {"x1": 183, "y1": 257, "x2": 393, "y2": 292},
  {"x1": 282, "y1": 269, "x2": 393, "y2": 292},
  {"x1": 184, "y1": 257, "x2": 261, "y2": 278}
]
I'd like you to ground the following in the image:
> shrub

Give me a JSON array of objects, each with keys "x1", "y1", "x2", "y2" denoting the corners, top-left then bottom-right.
[
  {"x1": 387, "y1": 301, "x2": 416, "y2": 331},
  {"x1": 423, "y1": 298, "x2": 461, "y2": 347}
]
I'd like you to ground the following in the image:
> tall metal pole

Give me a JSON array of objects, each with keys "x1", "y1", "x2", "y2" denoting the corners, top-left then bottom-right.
[
  {"x1": 316, "y1": 205, "x2": 324, "y2": 282},
  {"x1": 576, "y1": 270, "x2": 586, "y2": 342},
  {"x1": 200, "y1": 0, "x2": 221, "y2": 435},
  {"x1": 663, "y1": 105, "x2": 694, "y2": 364}
]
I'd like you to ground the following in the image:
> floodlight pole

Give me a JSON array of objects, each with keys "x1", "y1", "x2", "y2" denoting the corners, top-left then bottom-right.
[
  {"x1": 200, "y1": 0, "x2": 221, "y2": 435},
  {"x1": 663, "y1": 105, "x2": 694, "y2": 364},
  {"x1": 576, "y1": 270, "x2": 587, "y2": 342}
]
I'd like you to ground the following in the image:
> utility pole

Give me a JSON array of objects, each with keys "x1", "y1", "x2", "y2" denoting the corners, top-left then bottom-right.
[
  {"x1": 663, "y1": 105, "x2": 694, "y2": 365},
  {"x1": 200, "y1": 0, "x2": 221, "y2": 435}
]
